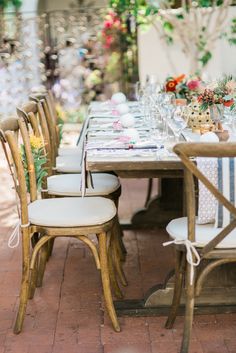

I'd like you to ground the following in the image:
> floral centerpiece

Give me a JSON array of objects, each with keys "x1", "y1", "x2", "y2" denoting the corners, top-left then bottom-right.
[
  {"x1": 164, "y1": 74, "x2": 203, "y2": 102},
  {"x1": 198, "y1": 76, "x2": 236, "y2": 110},
  {"x1": 197, "y1": 76, "x2": 236, "y2": 123},
  {"x1": 21, "y1": 135, "x2": 48, "y2": 192}
]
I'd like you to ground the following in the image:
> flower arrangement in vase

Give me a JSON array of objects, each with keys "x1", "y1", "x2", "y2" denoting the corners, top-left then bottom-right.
[
  {"x1": 197, "y1": 75, "x2": 236, "y2": 123},
  {"x1": 164, "y1": 74, "x2": 203, "y2": 103}
]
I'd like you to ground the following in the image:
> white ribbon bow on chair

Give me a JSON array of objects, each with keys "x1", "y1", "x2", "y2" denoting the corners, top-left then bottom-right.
[
  {"x1": 163, "y1": 239, "x2": 201, "y2": 285},
  {"x1": 8, "y1": 221, "x2": 30, "y2": 249}
]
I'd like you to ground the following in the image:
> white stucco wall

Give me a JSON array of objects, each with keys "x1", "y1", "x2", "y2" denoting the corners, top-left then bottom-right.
[{"x1": 138, "y1": 7, "x2": 236, "y2": 83}]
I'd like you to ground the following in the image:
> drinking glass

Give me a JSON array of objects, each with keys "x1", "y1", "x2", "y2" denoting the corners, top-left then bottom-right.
[
  {"x1": 149, "y1": 109, "x2": 168, "y2": 146},
  {"x1": 135, "y1": 81, "x2": 145, "y2": 102},
  {"x1": 168, "y1": 105, "x2": 188, "y2": 140}
]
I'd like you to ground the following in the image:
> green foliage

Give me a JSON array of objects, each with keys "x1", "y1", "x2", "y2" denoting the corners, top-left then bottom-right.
[
  {"x1": 228, "y1": 18, "x2": 236, "y2": 46},
  {"x1": 163, "y1": 21, "x2": 173, "y2": 33},
  {"x1": 0, "y1": 0, "x2": 22, "y2": 8},
  {"x1": 20, "y1": 144, "x2": 48, "y2": 193},
  {"x1": 197, "y1": 0, "x2": 223, "y2": 7},
  {"x1": 199, "y1": 51, "x2": 212, "y2": 66}
]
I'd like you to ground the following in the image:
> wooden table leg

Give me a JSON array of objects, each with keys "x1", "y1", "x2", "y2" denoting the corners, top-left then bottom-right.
[{"x1": 115, "y1": 262, "x2": 236, "y2": 316}]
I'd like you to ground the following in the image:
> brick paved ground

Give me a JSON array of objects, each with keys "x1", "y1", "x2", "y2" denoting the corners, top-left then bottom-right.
[{"x1": 1, "y1": 146, "x2": 236, "y2": 353}]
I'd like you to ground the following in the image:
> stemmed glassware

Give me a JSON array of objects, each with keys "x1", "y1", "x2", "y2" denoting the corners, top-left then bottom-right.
[{"x1": 168, "y1": 105, "x2": 188, "y2": 140}]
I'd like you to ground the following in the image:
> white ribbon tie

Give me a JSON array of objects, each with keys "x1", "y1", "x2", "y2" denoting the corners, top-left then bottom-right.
[
  {"x1": 8, "y1": 221, "x2": 30, "y2": 249},
  {"x1": 163, "y1": 239, "x2": 201, "y2": 285}
]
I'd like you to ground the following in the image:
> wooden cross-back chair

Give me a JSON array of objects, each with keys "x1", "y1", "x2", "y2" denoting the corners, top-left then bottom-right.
[
  {"x1": 16, "y1": 102, "x2": 127, "y2": 299},
  {"x1": 29, "y1": 91, "x2": 83, "y2": 161},
  {"x1": 165, "y1": 142, "x2": 236, "y2": 353},
  {"x1": 0, "y1": 116, "x2": 122, "y2": 334}
]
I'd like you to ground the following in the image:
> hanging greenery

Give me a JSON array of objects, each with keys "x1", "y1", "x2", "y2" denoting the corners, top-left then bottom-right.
[
  {"x1": 0, "y1": 0, "x2": 22, "y2": 9},
  {"x1": 145, "y1": 0, "x2": 233, "y2": 73},
  {"x1": 228, "y1": 17, "x2": 236, "y2": 45}
]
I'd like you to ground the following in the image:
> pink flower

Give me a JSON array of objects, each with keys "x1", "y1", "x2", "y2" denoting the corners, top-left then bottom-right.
[
  {"x1": 187, "y1": 80, "x2": 201, "y2": 90},
  {"x1": 104, "y1": 35, "x2": 113, "y2": 48},
  {"x1": 104, "y1": 20, "x2": 113, "y2": 29}
]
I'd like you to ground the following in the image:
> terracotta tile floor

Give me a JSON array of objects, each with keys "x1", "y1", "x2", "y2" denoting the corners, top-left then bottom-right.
[{"x1": 1, "y1": 148, "x2": 236, "y2": 353}]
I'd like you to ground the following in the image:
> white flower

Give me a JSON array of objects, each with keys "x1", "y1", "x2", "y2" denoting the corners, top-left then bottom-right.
[
  {"x1": 226, "y1": 80, "x2": 236, "y2": 94},
  {"x1": 206, "y1": 81, "x2": 218, "y2": 90}
]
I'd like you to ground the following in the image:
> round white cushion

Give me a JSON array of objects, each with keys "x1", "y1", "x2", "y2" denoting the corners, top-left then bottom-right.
[
  {"x1": 58, "y1": 146, "x2": 82, "y2": 156},
  {"x1": 166, "y1": 217, "x2": 236, "y2": 249},
  {"x1": 28, "y1": 197, "x2": 116, "y2": 227},
  {"x1": 47, "y1": 173, "x2": 120, "y2": 196},
  {"x1": 56, "y1": 155, "x2": 82, "y2": 173}
]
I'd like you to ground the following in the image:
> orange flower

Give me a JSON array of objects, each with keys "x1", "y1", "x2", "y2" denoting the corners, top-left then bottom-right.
[
  {"x1": 175, "y1": 74, "x2": 185, "y2": 83},
  {"x1": 166, "y1": 80, "x2": 177, "y2": 92},
  {"x1": 223, "y1": 99, "x2": 234, "y2": 107}
]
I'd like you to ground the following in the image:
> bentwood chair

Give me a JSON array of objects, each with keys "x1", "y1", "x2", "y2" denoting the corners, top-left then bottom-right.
[
  {"x1": 16, "y1": 101, "x2": 121, "y2": 202},
  {"x1": 15, "y1": 102, "x2": 127, "y2": 298},
  {"x1": 0, "y1": 116, "x2": 121, "y2": 333},
  {"x1": 29, "y1": 91, "x2": 83, "y2": 173},
  {"x1": 165, "y1": 142, "x2": 236, "y2": 353}
]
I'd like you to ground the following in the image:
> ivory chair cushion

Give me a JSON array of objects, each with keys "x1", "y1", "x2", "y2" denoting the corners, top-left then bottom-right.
[
  {"x1": 166, "y1": 217, "x2": 236, "y2": 249},
  {"x1": 47, "y1": 173, "x2": 120, "y2": 196},
  {"x1": 56, "y1": 155, "x2": 82, "y2": 173},
  {"x1": 58, "y1": 146, "x2": 82, "y2": 156},
  {"x1": 28, "y1": 197, "x2": 116, "y2": 227}
]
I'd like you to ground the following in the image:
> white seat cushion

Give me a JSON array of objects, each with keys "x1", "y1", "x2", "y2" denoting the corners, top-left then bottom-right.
[
  {"x1": 58, "y1": 146, "x2": 82, "y2": 156},
  {"x1": 47, "y1": 173, "x2": 120, "y2": 196},
  {"x1": 28, "y1": 197, "x2": 116, "y2": 227},
  {"x1": 56, "y1": 155, "x2": 82, "y2": 173},
  {"x1": 166, "y1": 217, "x2": 236, "y2": 249}
]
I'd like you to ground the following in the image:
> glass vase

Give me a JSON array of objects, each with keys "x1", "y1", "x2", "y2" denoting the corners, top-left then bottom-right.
[{"x1": 209, "y1": 104, "x2": 224, "y2": 124}]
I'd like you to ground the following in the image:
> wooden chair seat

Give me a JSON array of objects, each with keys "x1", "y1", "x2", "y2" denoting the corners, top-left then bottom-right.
[
  {"x1": 167, "y1": 217, "x2": 236, "y2": 249},
  {"x1": 47, "y1": 173, "x2": 120, "y2": 197},
  {"x1": 28, "y1": 197, "x2": 116, "y2": 227}
]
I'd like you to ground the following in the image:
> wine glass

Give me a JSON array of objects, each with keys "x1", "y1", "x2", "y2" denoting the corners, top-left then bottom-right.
[
  {"x1": 168, "y1": 105, "x2": 188, "y2": 140},
  {"x1": 135, "y1": 81, "x2": 145, "y2": 102}
]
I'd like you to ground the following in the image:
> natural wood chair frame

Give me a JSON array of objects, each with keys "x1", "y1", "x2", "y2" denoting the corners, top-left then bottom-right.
[
  {"x1": 16, "y1": 102, "x2": 127, "y2": 299},
  {"x1": 23, "y1": 90, "x2": 128, "y2": 284},
  {"x1": 165, "y1": 142, "x2": 236, "y2": 353},
  {"x1": 0, "y1": 116, "x2": 122, "y2": 334}
]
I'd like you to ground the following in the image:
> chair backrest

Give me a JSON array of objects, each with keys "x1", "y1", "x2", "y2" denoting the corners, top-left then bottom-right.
[
  {"x1": 16, "y1": 101, "x2": 54, "y2": 176},
  {"x1": 29, "y1": 91, "x2": 60, "y2": 156},
  {"x1": 174, "y1": 142, "x2": 236, "y2": 256},
  {"x1": 0, "y1": 116, "x2": 44, "y2": 224}
]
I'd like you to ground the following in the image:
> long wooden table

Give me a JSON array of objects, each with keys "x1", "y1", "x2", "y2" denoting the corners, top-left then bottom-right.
[{"x1": 84, "y1": 109, "x2": 236, "y2": 316}]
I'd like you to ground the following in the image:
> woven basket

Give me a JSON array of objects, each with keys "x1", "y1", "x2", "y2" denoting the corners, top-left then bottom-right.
[{"x1": 184, "y1": 101, "x2": 212, "y2": 129}]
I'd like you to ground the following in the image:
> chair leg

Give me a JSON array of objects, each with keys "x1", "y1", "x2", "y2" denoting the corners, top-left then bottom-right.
[
  {"x1": 113, "y1": 199, "x2": 127, "y2": 259},
  {"x1": 98, "y1": 232, "x2": 120, "y2": 332},
  {"x1": 165, "y1": 250, "x2": 185, "y2": 329},
  {"x1": 46, "y1": 238, "x2": 55, "y2": 260},
  {"x1": 28, "y1": 256, "x2": 38, "y2": 299},
  {"x1": 107, "y1": 233, "x2": 124, "y2": 299},
  {"x1": 36, "y1": 243, "x2": 48, "y2": 287},
  {"x1": 117, "y1": 224, "x2": 127, "y2": 260},
  {"x1": 112, "y1": 221, "x2": 128, "y2": 286},
  {"x1": 13, "y1": 250, "x2": 30, "y2": 334},
  {"x1": 180, "y1": 263, "x2": 195, "y2": 353}
]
